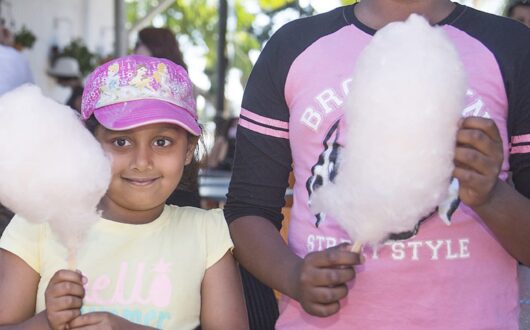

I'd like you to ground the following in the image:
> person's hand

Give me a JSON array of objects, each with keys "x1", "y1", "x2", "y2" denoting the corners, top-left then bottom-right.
[
  {"x1": 291, "y1": 243, "x2": 361, "y2": 317},
  {"x1": 453, "y1": 117, "x2": 504, "y2": 207},
  {"x1": 44, "y1": 269, "x2": 86, "y2": 330},
  {"x1": 68, "y1": 312, "x2": 153, "y2": 329}
]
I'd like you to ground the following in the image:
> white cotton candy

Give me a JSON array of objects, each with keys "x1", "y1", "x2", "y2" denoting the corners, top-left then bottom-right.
[
  {"x1": 0, "y1": 85, "x2": 111, "y2": 264},
  {"x1": 310, "y1": 15, "x2": 467, "y2": 246}
]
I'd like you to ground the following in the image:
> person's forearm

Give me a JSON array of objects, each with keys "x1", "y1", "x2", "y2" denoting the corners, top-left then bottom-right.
[
  {"x1": 0, "y1": 311, "x2": 50, "y2": 330},
  {"x1": 229, "y1": 215, "x2": 303, "y2": 300},
  {"x1": 473, "y1": 179, "x2": 530, "y2": 266}
]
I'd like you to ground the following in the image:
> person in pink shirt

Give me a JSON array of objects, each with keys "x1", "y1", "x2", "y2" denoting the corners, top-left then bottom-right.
[{"x1": 224, "y1": 0, "x2": 530, "y2": 329}]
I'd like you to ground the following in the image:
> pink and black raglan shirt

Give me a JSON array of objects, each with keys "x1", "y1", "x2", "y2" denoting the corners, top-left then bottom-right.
[{"x1": 225, "y1": 3, "x2": 530, "y2": 329}]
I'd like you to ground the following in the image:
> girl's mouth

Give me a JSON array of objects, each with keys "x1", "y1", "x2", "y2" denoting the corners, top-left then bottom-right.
[{"x1": 123, "y1": 177, "x2": 159, "y2": 186}]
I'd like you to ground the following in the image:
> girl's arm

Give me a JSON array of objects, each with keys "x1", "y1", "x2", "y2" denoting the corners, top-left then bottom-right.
[
  {"x1": 200, "y1": 251, "x2": 248, "y2": 330},
  {"x1": 0, "y1": 248, "x2": 49, "y2": 329}
]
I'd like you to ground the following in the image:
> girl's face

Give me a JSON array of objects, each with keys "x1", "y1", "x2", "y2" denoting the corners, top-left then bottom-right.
[{"x1": 95, "y1": 123, "x2": 197, "y2": 223}]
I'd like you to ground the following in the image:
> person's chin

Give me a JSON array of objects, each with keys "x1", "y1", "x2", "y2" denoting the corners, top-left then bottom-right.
[{"x1": 127, "y1": 200, "x2": 165, "y2": 212}]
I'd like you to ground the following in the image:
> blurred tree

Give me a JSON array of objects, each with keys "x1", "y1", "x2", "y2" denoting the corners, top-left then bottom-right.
[
  {"x1": 59, "y1": 39, "x2": 100, "y2": 76},
  {"x1": 126, "y1": 0, "x2": 357, "y2": 117}
]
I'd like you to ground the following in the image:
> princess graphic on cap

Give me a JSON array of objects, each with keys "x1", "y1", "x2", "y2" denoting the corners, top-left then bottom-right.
[
  {"x1": 97, "y1": 63, "x2": 121, "y2": 107},
  {"x1": 129, "y1": 65, "x2": 156, "y2": 93},
  {"x1": 153, "y1": 63, "x2": 172, "y2": 97}
]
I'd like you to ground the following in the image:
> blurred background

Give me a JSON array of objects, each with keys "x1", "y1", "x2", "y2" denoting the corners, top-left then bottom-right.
[{"x1": 0, "y1": 0, "x2": 509, "y2": 136}]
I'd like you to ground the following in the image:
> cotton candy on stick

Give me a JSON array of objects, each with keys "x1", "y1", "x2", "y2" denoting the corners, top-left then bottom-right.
[
  {"x1": 0, "y1": 85, "x2": 111, "y2": 268},
  {"x1": 310, "y1": 15, "x2": 467, "y2": 252}
]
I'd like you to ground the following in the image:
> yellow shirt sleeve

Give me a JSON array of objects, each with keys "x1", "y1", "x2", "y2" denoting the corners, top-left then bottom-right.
[
  {"x1": 0, "y1": 214, "x2": 43, "y2": 273},
  {"x1": 203, "y1": 209, "x2": 234, "y2": 269}
]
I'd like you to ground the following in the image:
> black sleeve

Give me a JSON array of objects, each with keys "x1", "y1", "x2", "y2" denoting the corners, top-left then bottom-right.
[
  {"x1": 507, "y1": 32, "x2": 530, "y2": 198},
  {"x1": 224, "y1": 7, "x2": 353, "y2": 228},
  {"x1": 224, "y1": 28, "x2": 294, "y2": 230},
  {"x1": 452, "y1": 8, "x2": 530, "y2": 198}
]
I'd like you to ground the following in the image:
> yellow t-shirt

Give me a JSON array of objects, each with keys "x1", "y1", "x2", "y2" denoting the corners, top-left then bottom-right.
[{"x1": 0, "y1": 205, "x2": 233, "y2": 329}]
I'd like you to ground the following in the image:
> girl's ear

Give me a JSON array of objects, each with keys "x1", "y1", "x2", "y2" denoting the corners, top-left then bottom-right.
[{"x1": 185, "y1": 135, "x2": 199, "y2": 165}]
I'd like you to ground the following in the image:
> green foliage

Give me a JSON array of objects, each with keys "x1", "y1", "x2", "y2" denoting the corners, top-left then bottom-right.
[
  {"x1": 59, "y1": 39, "x2": 100, "y2": 76},
  {"x1": 14, "y1": 25, "x2": 36, "y2": 49},
  {"x1": 258, "y1": 0, "x2": 296, "y2": 11},
  {"x1": 126, "y1": 0, "x2": 348, "y2": 116}
]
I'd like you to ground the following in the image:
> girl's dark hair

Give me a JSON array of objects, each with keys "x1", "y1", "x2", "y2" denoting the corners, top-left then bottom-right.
[
  {"x1": 85, "y1": 115, "x2": 100, "y2": 134},
  {"x1": 137, "y1": 27, "x2": 187, "y2": 70}
]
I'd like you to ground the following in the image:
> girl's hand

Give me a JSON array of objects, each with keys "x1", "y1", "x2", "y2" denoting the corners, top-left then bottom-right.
[
  {"x1": 68, "y1": 312, "x2": 156, "y2": 329},
  {"x1": 44, "y1": 269, "x2": 86, "y2": 330},
  {"x1": 453, "y1": 117, "x2": 504, "y2": 207},
  {"x1": 292, "y1": 243, "x2": 361, "y2": 317}
]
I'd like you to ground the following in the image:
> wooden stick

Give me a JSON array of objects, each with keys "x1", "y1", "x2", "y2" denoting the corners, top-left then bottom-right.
[
  {"x1": 351, "y1": 241, "x2": 362, "y2": 253},
  {"x1": 67, "y1": 250, "x2": 76, "y2": 270}
]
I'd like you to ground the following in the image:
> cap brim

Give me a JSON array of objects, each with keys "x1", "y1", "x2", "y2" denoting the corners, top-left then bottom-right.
[{"x1": 93, "y1": 99, "x2": 201, "y2": 136}]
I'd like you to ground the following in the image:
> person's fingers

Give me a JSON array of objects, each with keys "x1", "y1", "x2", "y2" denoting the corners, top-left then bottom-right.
[
  {"x1": 47, "y1": 309, "x2": 81, "y2": 328},
  {"x1": 68, "y1": 312, "x2": 116, "y2": 329},
  {"x1": 301, "y1": 266, "x2": 355, "y2": 287},
  {"x1": 53, "y1": 295, "x2": 84, "y2": 310},
  {"x1": 310, "y1": 285, "x2": 349, "y2": 304},
  {"x1": 303, "y1": 300, "x2": 341, "y2": 317},
  {"x1": 47, "y1": 270, "x2": 85, "y2": 288},
  {"x1": 68, "y1": 313, "x2": 100, "y2": 328},
  {"x1": 452, "y1": 167, "x2": 498, "y2": 206},
  {"x1": 459, "y1": 117, "x2": 502, "y2": 143},
  {"x1": 48, "y1": 281, "x2": 86, "y2": 299},
  {"x1": 453, "y1": 166, "x2": 482, "y2": 186},
  {"x1": 454, "y1": 146, "x2": 498, "y2": 176},
  {"x1": 456, "y1": 128, "x2": 503, "y2": 160},
  {"x1": 306, "y1": 244, "x2": 360, "y2": 268}
]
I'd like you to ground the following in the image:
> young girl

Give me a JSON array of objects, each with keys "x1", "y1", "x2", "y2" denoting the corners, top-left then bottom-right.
[{"x1": 0, "y1": 55, "x2": 248, "y2": 329}]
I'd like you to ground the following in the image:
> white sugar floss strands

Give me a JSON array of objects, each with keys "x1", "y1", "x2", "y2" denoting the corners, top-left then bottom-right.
[
  {"x1": 0, "y1": 85, "x2": 111, "y2": 268},
  {"x1": 310, "y1": 15, "x2": 467, "y2": 252}
]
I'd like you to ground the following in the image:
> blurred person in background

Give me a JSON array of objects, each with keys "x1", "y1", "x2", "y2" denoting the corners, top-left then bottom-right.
[
  {"x1": 135, "y1": 27, "x2": 187, "y2": 69},
  {"x1": 0, "y1": 23, "x2": 33, "y2": 236},
  {"x1": 47, "y1": 56, "x2": 84, "y2": 112},
  {"x1": 505, "y1": 0, "x2": 530, "y2": 28},
  {"x1": 0, "y1": 24, "x2": 33, "y2": 95},
  {"x1": 208, "y1": 117, "x2": 238, "y2": 171}
]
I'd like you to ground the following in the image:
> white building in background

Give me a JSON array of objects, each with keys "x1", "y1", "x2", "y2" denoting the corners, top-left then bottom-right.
[{"x1": 3, "y1": 0, "x2": 114, "y2": 102}]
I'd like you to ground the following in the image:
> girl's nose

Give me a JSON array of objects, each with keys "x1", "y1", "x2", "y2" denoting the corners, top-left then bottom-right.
[{"x1": 131, "y1": 145, "x2": 154, "y2": 171}]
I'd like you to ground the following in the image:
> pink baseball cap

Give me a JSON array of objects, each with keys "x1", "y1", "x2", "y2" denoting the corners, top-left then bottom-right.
[{"x1": 81, "y1": 55, "x2": 200, "y2": 136}]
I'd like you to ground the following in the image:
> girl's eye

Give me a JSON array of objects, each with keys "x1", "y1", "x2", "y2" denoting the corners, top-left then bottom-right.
[
  {"x1": 113, "y1": 138, "x2": 131, "y2": 147},
  {"x1": 154, "y1": 138, "x2": 172, "y2": 147}
]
